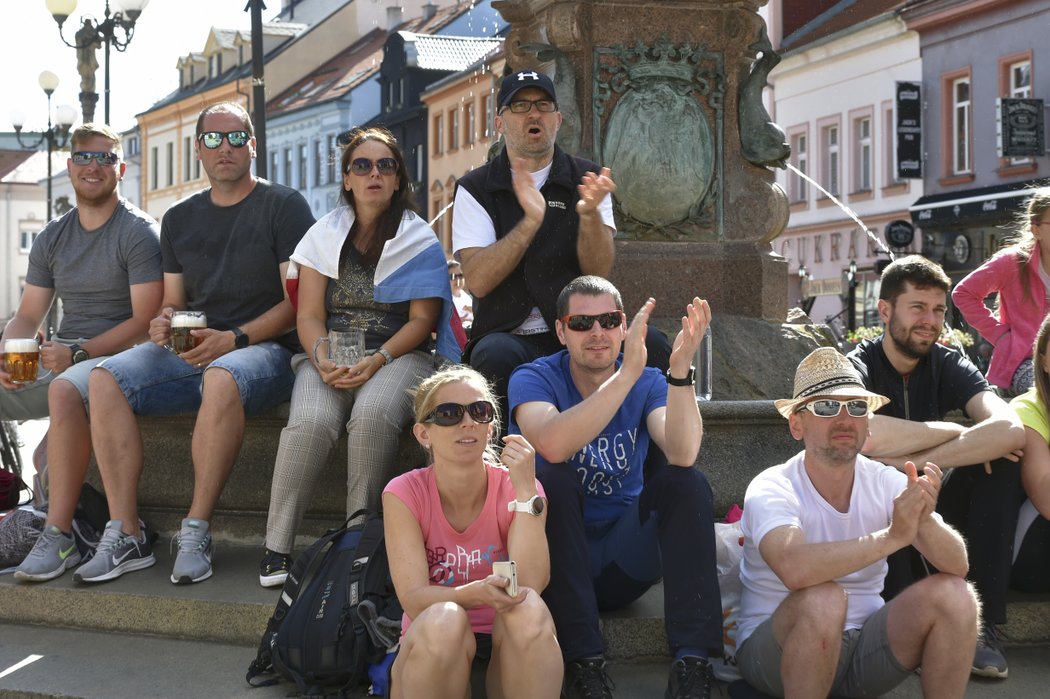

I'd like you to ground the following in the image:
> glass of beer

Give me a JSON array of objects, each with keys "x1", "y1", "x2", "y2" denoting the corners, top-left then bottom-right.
[
  {"x1": 171, "y1": 311, "x2": 207, "y2": 354},
  {"x1": 313, "y1": 328, "x2": 366, "y2": 368},
  {"x1": 4, "y1": 338, "x2": 42, "y2": 384}
]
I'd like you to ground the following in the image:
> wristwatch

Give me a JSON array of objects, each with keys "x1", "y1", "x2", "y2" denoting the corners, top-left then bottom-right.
[
  {"x1": 69, "y1": 344, "x2": 90, "y2": 364},
  {"x1": 507, "y1": 495, "x2": 545, "y2": 516},
  {"x1": 375, "y1": 347, "x2": 394, "y2": 366},
  {"x1": 232, "y1": 327, "x2": 250, "y2": 349},
  {"x1": 666, "y1": 366, "x2": 695, "y2": 387}
]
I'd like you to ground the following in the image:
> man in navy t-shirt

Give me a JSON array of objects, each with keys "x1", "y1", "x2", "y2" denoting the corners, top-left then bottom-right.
[{"x1": 509, "y1": 275, "x2": 721, "y2": 699}]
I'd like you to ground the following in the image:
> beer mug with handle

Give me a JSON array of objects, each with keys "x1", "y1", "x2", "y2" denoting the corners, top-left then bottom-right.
[
  {"x1": 170, "y1": 311, "x2": 208, "y2": 354},
  {"x1": 313, "y1": 328, "x2": 366, "y2": 369},
  {"x1": 3, "y1": 339, "x2": 53, "y2": 385}
]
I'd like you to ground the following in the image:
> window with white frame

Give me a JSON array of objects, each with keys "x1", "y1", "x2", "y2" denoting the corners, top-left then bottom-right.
[
  {"x1": 314, "y1": 139, "x2": 324, "y2": 186},
  {"x1": 183, "y1": 136, "x2": 193, "y2": 182},
  {"x1": 326, "y1": 134, "x2": 336, "y2": 183},
  {"x1": 298, "y1": 143, "x2": 307, "y2": 189},
  {"x1": 150, "y1": 146, "x2": 158, "y2": 190},
  {"x1": 790, "y1": 132, "x2": 807, "y2": 202},
  {"x1": 465, "y1": 102, "x2": 476, "y2": 146},
  {"x1": 433, "y1": 114, "x2": 444, "y2": 155},
  {"x1": 883, "y1": 104, "x2": 904, "y2": 186},
  {"x1": 952, "y1": 76, "x2": 971, "y2": 174},
  {"x1": 483, "y1": 94, "x2": 495, "y2": 139},
  {"x1": 824, "y1": 125, "x2": 840, "y2": 196},
  {"x1": 854, "y1": 117, "x2": 872, "y2": 192},
  {"x1": 270, "y1": 151, "x2": 279, "y2": 184},
  {"x1": 1009, "y1": 60, "x2": 1032, "y2": 165},
  {"x1": 284, "y1": 148, "x2": 293, "y2": 186},
  {"x1": 449, "y1": 109, "x2": 460, "y2": 150},
  {"x1": 166, "y1": 142, "x2": 174, "y2": 187},
  {"x1": 20, "y1": 229, "x2": 39, "y2": 252}
]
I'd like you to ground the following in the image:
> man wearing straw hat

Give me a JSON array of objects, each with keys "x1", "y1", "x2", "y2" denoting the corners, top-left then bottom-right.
[{"x1": 736, "y1": 347, "x2": 978, "y2": 698}]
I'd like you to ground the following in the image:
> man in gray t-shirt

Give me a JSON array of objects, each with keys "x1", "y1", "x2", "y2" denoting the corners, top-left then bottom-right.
[{"x1": 7, "y1": 123, "x2": 162, "y2": 583}]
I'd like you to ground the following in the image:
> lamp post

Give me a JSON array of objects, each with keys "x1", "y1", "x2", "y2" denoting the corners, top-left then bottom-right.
[
  {"x1": 11, "y1": 71, "x2": 78, "y2": 221},
  {"x1": 846, "y1": 259, "x2": 859, "y2": 333},
  {"x1": 43, "y1": 0, "x2": 150, "y2": 125}
]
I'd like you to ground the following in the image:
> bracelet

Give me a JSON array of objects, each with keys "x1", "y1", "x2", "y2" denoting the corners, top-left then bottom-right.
[{"x1": 375, "y1": 347, "x2": 394, "y2": 366}]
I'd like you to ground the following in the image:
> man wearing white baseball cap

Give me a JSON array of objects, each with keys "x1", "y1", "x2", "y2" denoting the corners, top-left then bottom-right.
[{"x1": 736, "y1": 347, "x2": 978, "y2": 698}]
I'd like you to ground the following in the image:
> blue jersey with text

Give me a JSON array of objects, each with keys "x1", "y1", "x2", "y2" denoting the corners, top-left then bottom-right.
[{"x1": 508, "y1": 350, "x2": 666, "y2": 523}]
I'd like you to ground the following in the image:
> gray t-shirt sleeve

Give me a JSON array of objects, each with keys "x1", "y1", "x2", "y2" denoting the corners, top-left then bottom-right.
[{"x1": 120, "y1": 213, "x2": 162, "y2": 285}]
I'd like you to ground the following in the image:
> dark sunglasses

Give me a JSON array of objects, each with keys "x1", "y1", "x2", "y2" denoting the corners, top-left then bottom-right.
[
  {"x1": 197, "y1": 130, "x2": 251, "y2": 149},
  {"x1": 559, "y1": 311, "x2": 624, "y2": 332},
  {"x1": 71, "y1": 151, "x2": 119, "y2": 166},
  {"x1": 501, "y1": 99, "x2": 557, "y2": 114},
  {"x1": 425, "y1": 400, "x2": 495, "y2": 427},
  {"x1": 346, "y1": 157, "x2": 398, "y2": 176},
  {"x1": 796, "y1": 399, "x2": 870, "y2": 418}
]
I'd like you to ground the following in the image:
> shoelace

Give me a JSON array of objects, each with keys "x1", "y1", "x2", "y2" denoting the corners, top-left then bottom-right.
[
  {"x1": 673, "y1": 659, "x2": 714, "y2": 699},
  {"x1": 28, "y1": 527, "x2": 65, "y2": 559},
  {"x1": 569, "y1": 660, "x2": 615, "y2": 698},
  {"x1": 95, "y1": 526, "x2": 127, "y2": 554},
  {"x1": 170, "y1": 528, "x2": 210, "y2": 554}
]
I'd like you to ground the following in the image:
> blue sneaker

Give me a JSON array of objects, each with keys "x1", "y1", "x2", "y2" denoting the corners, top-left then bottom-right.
[
  {"x1": 14, "y1": 525, "x2": 81, "y2": 582},
  {"x1": 73, "y1": 520, "x2": 155, "y2": 583},
  {"x1": 170, "y1": 518, "x2": 213, "y2": 584}
]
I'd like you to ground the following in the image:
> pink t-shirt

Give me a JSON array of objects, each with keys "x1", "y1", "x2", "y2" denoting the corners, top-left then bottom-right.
[{"x1": 384, "y1": 462, "x2": 544, "y2": 635}]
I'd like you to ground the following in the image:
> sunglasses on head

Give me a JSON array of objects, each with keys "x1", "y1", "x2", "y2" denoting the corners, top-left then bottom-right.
[
  {"x1": 559, "y1": 311, "x2": 624, "y2": 332},
  {"x1": 347, "y1": 157, "x2": 398, "y2": 176},
  {"x1": 425, "y1": 400, "x2": 495, "y2": 427},
  {"x1": 71, "y1": 151, "x2": 119, "y2": 166},
  {"x1": 797, "y1": 399, "x2": 870, "y2": 418},
  {"x1": 197, "y1": 130, "x2": 251, "y2": 149}
]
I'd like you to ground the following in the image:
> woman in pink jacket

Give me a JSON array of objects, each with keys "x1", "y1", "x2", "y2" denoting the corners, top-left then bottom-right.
[{"x1": 953, "y1": 191, "x2": 1050, "y2": 394}]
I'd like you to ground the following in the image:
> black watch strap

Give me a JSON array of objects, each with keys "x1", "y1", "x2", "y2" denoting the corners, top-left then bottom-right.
[
  {"x1": 666, "y1": 366, "x2": 695, "y2": 387},
  {"x1": 232, "y1": 327, "x2": 249, "y2": 349},
  {"x1": 70, "y1": 344, "x2": 90, "y2": 364}
]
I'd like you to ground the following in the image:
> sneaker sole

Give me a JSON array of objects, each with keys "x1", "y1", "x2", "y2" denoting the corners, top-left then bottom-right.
[
  {"x1": 73, "y1": 553, "x2": 156, "y2": 583},
  {"x1": 13, "y1": 553, "x2": 83, "y2": 583},
  {"x1": 971, "y1": 664, "x2": 1008, "y2": 679},
  {"x1": 259, "y1": 571, "x2": 288, "y2": 588},
  {"x1": 171, "y1": 567, "x2": 213, "y2": 585}
]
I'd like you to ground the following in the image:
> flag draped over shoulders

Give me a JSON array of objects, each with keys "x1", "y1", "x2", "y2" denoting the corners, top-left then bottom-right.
[{"x1": 287, "y1": 205, "x2": 465, "y2": 362}]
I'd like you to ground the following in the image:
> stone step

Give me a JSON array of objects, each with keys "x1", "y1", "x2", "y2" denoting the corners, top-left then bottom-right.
[{"x1": 98, "y1": 400, "x2": 800, "y2": 546}]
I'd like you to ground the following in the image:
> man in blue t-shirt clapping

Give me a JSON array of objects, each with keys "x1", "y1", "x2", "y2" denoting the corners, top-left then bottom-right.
[{"x1": 509, "y1": 275, "x2": 721, "y2": 699}]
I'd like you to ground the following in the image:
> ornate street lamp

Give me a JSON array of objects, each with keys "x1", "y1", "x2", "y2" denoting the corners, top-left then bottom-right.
[
  {"x1": 11, "y1": 71, "x2": 78, "y2": 221},
  {"x1": 44, "y1": 0, "x2": 150, "y2": 124}
]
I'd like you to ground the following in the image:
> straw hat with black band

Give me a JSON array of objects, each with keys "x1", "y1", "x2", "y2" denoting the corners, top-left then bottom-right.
[{"x1": 774, "y1": 347, "x2": 890, "y2": 419}]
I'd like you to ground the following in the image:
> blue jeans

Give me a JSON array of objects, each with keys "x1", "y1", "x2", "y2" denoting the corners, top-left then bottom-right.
[
  {"x1": 537, "y1": 459, "x2": 723, "y2": 661},
  {"x1": 97, "y1": 341, "x2": 294, "y2": 417}
]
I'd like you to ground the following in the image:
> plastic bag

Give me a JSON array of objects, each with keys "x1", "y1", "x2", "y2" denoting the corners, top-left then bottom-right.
[{"x1": 711, "y1": 517, "x2": 744, "y2": 682}]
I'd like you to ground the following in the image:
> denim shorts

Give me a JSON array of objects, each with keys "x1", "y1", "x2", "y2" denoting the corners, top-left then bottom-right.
[{"x1": 96, "y1": 341, "x2": 294, "y2": 417}]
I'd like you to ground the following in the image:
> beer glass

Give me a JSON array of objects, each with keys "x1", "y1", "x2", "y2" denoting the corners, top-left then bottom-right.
[
  {"x1": 313, "y1": 328, "x2": 366, "y2": 368},
  {"x1": 3, "y1": 339, "x2": 44, "y2": 384},
  {"x1": 171, "y1": 311, "x2": 207, "y2": 354}
]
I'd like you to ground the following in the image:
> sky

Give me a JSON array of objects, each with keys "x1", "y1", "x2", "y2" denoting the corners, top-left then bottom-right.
[{"x1": 2, "y1": 1, "x2": 280, "y2": 134}]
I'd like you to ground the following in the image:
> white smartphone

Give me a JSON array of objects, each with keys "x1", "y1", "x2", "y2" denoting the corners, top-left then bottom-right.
[{"x1": 492, "y1": 560, "x2": 518, "y2": 597}]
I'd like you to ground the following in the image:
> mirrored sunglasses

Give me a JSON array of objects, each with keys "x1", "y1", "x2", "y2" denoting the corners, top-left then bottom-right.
[
  {"x1": 560, "y1": 311, "x2": 624, "y2": 332},
  {"x1": 347, "y1": 157, "x2": 398, "y2": 176},
  {"x1": 71, "y1": 151, "x2": 119, "y2": 166},
  {"x1": 425, "y1": 400, "x2": 495, "y2": 427},
  {"x1": 198, "y1": 130, "x2": 250, "y2": 149},
  {"x1": 797, "y1": 399, "x2": 870, "y2": 418},
  {"x1": 503, "y1": 99, "x2": 557, "y2": 114}
]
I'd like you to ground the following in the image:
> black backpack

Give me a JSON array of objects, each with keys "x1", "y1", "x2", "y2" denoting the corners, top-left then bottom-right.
[{"x1": 247, "y1": 510, "x2": 403, "y2": 698}]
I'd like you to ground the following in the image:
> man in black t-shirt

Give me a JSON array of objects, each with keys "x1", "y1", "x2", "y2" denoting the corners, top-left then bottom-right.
[
  {"x1": 79, "y1": 102, "x2": 315, "y2": 586},
  {"x1": 847, "y1": 255, "x2": 1025, "y2": 680}
]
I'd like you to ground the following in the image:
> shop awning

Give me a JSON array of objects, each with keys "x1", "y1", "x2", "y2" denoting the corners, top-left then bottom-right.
[{"x1": 909, "y1": 178, "x2": 1050, "y2": 227}]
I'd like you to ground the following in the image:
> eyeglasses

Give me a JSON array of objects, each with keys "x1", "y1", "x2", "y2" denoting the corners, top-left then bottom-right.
[
  {"x1": 796, "y1": 399, "x2": 870, "y2": 418},
  {"x1": 559, "y1": 311, "x2": 624, "y2": 332},
  {"x1": 71, "y1": 151, "x2": 119, "y2": 166},
  {"x1": 425, "y1": 400, "x2": 495, "y2": 427},
  {"x1": 347, "y1": 157, "x2": 398, "y2": 176},
  {"x1": 197, "y1": 130, "x2": 251, "y2": 149},
  {"x1": 449, "y1": 273, "x2": 464, "y2": 281},
  {"x1": 501, "y1": 99, "x2": 557, "y2": 114}
]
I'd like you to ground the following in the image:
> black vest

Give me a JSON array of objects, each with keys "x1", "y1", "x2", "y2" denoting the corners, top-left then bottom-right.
[{"x1": 456, "y1": 145, "x2": 601, "y2": 339}]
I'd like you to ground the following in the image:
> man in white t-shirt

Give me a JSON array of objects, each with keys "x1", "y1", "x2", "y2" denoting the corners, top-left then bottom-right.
[{"x1": 737, "y1": 347, "x2": 977, "y2": 698}]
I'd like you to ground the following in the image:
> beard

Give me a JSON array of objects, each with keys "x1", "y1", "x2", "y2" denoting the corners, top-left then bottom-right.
[
  {"x1": 814, "y1": 436, "x2": 863, "y2": 466},
  {"x1": 887, "y1": 314, "x2": 939, "y2": 360}
]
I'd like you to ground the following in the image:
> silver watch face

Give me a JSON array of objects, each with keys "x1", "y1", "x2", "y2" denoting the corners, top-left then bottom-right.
[{"x1": 530, "y1": 497, "x2": 545, "y2": 515}]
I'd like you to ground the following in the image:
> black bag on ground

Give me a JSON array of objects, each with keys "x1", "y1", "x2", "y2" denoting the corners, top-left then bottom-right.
[{"x1": 247, "y1": 509, "x2": 403, "y2": 698}]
